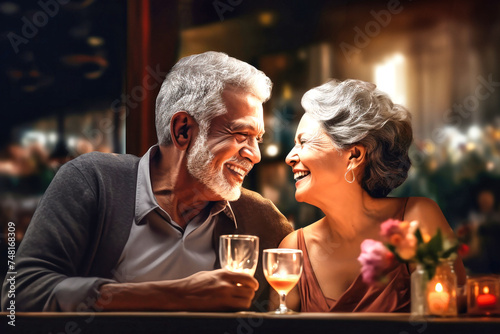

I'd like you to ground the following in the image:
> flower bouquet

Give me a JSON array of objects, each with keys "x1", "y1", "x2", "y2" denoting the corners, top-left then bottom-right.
[
  {"x1": 358, "y1": 219, "x2": 466, "y2": 316},
  {"x1": 358, "y1": 219, "x2": 462, "y2": 284}
]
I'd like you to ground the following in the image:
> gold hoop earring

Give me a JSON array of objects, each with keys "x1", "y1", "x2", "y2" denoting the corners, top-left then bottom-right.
[{"x1": 345, "y1": 169, "x2": 355, "y2": 184}]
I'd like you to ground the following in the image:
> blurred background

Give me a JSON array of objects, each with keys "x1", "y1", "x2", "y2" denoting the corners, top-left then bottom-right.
[{"x1": 1, "y1": 0, "x2": 500, "y2": 277}]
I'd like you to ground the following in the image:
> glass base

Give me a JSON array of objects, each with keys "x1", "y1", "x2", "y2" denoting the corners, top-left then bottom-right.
[{"x1": 268, "y1": 306, "x2": 297, "y2": 315}]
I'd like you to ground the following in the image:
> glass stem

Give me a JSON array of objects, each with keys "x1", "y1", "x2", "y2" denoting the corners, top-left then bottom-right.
[{"x1": 279, "y1": 293, "x2": 288, "y2": 313}]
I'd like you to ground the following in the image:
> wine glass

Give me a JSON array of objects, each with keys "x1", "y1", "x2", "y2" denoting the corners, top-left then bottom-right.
[
  {"x1": 219, "y1": 235, "x2": 259, "y2": 276},
  {"x1": 263, "y1": 248, "x2": 303, "y2": 314}
]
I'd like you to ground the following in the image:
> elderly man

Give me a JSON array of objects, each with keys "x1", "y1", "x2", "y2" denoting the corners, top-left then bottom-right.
[{"x1": 2, "y1": 52, "x2": 292, "y2": 312}]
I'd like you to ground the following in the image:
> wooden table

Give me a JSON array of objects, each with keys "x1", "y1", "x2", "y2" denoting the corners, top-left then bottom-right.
[{"x1": 2, "y1": 312, "x2": 500, "y2": 334}]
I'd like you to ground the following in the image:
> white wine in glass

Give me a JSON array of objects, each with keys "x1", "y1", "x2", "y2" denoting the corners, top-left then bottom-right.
[
  {"x1": 263, "y1": 248, "x2": 303, "y2": 314},
  {"x1": 219, "y1": 235, "x2": 259, "y2": 275}
]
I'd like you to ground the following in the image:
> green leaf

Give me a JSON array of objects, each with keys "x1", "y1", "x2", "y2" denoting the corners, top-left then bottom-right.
[
  {"x1": 424, "y1": 264, "x2": 436, "y2": 281},
  {"x1": 415, "y1": 228, "x2": 424, "y2": 244},
  {"x1": 427, "y1": 228, "x2": 443, "y2": 256},
  {"x1": 441, "y1": 244, "x2": 459, "y2": 259},
  {"x1": 415, "y1": 244, "x2": 427, "y2": 263}
]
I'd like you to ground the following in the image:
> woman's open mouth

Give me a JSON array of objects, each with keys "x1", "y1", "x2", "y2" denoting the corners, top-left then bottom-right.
[{"x1": 294, "y1": 170, "x2": 310, "y2": 182}]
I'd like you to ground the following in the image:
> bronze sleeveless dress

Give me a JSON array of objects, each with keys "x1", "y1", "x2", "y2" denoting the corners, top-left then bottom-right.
[{"x1": 297, "y1": 198, "x2": 411, "y2": 312}]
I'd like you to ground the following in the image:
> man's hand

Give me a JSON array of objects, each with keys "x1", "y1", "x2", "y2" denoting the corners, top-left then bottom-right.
[
  {"x1": 96, "y1": 269, "x2": 259, "y2": 311},
  {"x1": 173, "y1": 269, "x2": 259, "y2": 311}
]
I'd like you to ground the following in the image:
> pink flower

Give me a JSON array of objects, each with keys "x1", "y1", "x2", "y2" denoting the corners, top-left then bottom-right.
[
  {"x1": 380, "y1": 219, "x2": 403, "y2": 240},
  {"x1": 358, "y1": 239, "x2": 394, "y2": 284},
  {"x1": 380, "y1": 219, "x2": 418, "y2": 260}
]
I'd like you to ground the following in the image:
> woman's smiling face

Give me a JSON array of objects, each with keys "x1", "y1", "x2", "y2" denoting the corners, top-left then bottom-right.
[{"x1": 285, "y1": 114, "x2": 347, "y2": 204}]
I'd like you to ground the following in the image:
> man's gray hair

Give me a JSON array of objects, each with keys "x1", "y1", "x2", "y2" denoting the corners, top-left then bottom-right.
[{"x1": 155, "y1": 51, "x2": 272, "y2": 145}]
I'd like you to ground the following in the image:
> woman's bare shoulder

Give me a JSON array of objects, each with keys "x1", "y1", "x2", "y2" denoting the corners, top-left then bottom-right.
[
  {"x1": 279, "y1": 229, "x2": 299, "y2": 248},
  {"x1": 405, "y1": 197, "x2": 442, "y2": 218},
  {"x1": 404, "y1": 197, "x2": 452, "y2": 234},
  {"x1": 279, "y1": 220, "x2": 323, "y2": 249}
]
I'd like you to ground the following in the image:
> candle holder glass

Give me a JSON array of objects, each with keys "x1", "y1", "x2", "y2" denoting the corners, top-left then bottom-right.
[
  {"x1": 467, "y1": 275, "x2": 500, "y2": 316},
  {"x1": 425, "y1": 260, "x2": 457, "y2": 316}
]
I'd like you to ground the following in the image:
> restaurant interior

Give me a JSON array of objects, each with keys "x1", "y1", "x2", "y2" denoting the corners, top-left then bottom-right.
[{"x1": 1, "y1": 0, "x2": 500, "y2": 312}]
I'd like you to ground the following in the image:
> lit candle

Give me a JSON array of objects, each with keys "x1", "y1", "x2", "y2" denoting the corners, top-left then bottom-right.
[
  {"x1": 427, "y1": 282, "x2": 450, "y2": 315},
  {"x1": 477, "y1": 286, "x2": 497, "y2": 309}
]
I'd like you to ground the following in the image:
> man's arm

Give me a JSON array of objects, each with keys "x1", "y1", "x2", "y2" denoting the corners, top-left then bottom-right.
[
  {"x1": 96, "y1": 269, "x2": 258, "y2": 311},
  {"x1": 1, "y1": 160, "x2": 106, "y2": 311}
]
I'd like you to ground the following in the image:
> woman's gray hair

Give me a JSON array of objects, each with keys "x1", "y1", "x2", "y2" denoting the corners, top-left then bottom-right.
[
  {"x1": 155, "y1": 51, "x2": 272, "y2": 145},
  {"x1": 302, "y1": 79, "x2": 412, "y2": 198}
]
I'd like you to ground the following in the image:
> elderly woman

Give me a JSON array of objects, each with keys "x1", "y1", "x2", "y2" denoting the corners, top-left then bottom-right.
[{"x1": 280, "y1": 79, "x2": 466, "y2": 312}]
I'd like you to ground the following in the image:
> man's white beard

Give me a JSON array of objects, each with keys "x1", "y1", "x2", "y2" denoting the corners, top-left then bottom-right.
[{"x1": 187, "y1": 132, "x2": 242, "y2": 201}]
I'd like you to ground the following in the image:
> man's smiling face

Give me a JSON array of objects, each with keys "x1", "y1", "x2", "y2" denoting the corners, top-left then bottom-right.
[{"x1": 187, "y1": 87, "x2": 264, "y2": 201}]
